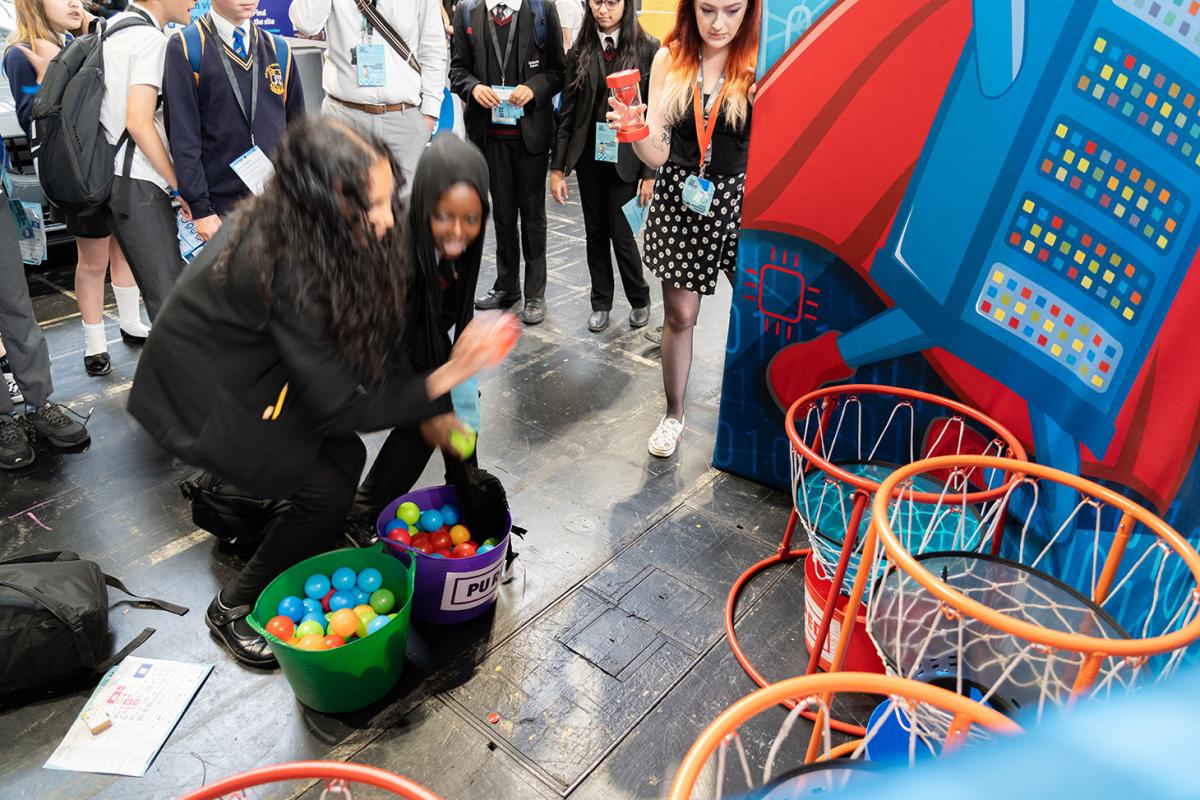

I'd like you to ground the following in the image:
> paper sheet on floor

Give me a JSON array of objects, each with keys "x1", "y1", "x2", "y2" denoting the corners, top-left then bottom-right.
[{"x1": 44, "y1": 657, "x2": 212, "y2": 777}]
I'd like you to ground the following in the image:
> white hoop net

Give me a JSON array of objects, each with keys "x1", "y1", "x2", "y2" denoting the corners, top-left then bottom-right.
[{"x1": 866, "y1": 463, "x2": 1200, "y2": 729}]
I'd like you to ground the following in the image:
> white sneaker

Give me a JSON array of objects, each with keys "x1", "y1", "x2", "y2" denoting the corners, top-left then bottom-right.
[{"x1": 648, "y1": 415, "x2": 684, "y2": 457}]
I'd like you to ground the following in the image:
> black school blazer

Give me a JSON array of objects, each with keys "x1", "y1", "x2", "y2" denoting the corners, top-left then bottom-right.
[
  {"x1": 449, "y1": 0, "x2": 566, "y2": 154},
  {"x1": 127, "y1": 228, "x2": 440, "y2": 499},
  {"x1": 551, "y1": 31, "x2": 657, "y2": 184}
]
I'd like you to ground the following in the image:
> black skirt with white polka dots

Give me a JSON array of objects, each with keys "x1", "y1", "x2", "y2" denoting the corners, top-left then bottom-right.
[{"x1": 643, "y1": 162, "x2": 746, "y2": 296}]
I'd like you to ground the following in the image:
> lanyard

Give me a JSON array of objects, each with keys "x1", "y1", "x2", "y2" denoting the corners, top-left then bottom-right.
[
  {"x1": 360, "y1": 0, "x2": 376, "y2": 40},
  {"x1": 693, "y1": 56, "x2": 727, "y2": 177},
  {"x1": 204, "y1": 15, "x2": 259, "y2": 146},
  {"x1": 488, "y1": 6, "x2": 517, "y2": 85}
]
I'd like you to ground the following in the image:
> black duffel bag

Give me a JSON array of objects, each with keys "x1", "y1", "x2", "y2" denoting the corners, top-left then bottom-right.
[
  {"x1": 179, "y1": 470, "x2": 289, "y2": 547},
  {"x1": 0, "y1": 551, "x2": 187, "y2": 697}
]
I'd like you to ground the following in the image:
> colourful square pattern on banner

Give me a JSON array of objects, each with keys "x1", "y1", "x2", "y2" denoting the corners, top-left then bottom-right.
[
  {"x1": 976, "y1": 264, "x2": 1123, "y2": 393},
  {"x1": 1114, "y1": 0, "x2": 1200, "y2": 58},
  {"x1": 1007, "y1": 193, "x2": 1151, "y2": 324},
  {"x1": 1076, "y1": 32, "x2": 1200, "y2": 169},
  {"x1": 1039, "y1": 118, "x2": 1187, "y2": 253}
]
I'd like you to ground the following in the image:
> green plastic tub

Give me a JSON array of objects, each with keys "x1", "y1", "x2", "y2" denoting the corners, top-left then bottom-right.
[{"x1": 248, "y1": 543, "x2": 415, "y2": 713}]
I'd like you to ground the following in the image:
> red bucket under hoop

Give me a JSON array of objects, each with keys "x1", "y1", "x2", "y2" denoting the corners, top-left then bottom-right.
[{"x1": 804, "y1": 556, "x2": 884, "y2": 674}]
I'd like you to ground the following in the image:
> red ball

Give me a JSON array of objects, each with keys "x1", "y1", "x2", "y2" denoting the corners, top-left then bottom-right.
[
  {"x1": 324, "y1": 635, "x2": 346, "y2": 649},
  {"x1": 265, "y1": 615, "x2": 295, "y2": 641},
  {"x1": 387, "y1": 527, "x2": 412, "y2": 546},
  {"x1": 320, "y1": 588, "x2": 336, "y2": 613},
  {"x1": 434, "y1": 548, "x2": 453, "y2": 558},
  {"x1": 453, "y1": 542, "x2": 478, "y2": 558},
  {"x1": 411, "y1": 534, "x2": 434, "y2": 555},
  {"x1": 430, "y1": 530, "x2": 453, "y2": 551}
]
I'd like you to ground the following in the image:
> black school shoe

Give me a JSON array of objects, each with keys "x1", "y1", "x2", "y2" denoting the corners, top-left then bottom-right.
[
  {"x1": 206, "y1": 592, "x2": 278, "y2": 668},
  {"x1": 343, "y1": 513, "x2": 380, "y2": 548},
  {"x1": 0, "y1": 414, "x2": 35, "y2": 470},
  {"x1": 23, "y1": 402, "x2": 90, "y2": 448},
  {"x1": 84, "y1": 352, "x2": 111, "y2": 376}
]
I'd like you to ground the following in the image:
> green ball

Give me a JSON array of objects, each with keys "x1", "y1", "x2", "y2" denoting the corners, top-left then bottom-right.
[
  {"x1": 482, "y1": 537, "x2": 500, "y2": 547},
  {"x1": 296, "y1": 620, "x2": 325, "y2": 638},
  {"x1": 355, "y1": 609, "x2": 378, "y2": 639},
  {"x1": 369, "y1": 588, "x2": 396, "y2": 615},
  {"x1": 449, "y1": 425, "x2": 477, "y2": 460},
  {"x1": 397, "y1": 502, "x2": 421, "y2": 524}
]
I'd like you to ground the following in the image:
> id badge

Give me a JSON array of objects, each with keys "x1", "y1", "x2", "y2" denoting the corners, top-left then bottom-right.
[
  {"x1": 176, "y1": 210, "x2": 204, "y2": 263},
  {"x1": 450, "y1": 377, "x2": 482, "y2": 432},
  {"x1": 355, "y1": 44, "x2": 386, "y2": 87},
  {"x1": 490, "y1": 85, "x2": 524, "y2": 125},
  {"x1": 230, "y1": 146, "x2": 274, "y2": 195},
  {"x1": 681, "y1": 174, "x2": 715, "y2": 216},
  {"x1": 594, "y1": 122, "x2": 617, "y2": 163}
]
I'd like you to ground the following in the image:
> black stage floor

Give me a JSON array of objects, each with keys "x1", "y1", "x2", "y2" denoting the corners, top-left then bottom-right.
[{"x1": 0, "y1": 183, "x2": 826, "y2": 799}]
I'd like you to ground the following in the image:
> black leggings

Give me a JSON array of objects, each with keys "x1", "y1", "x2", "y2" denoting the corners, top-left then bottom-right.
[{"x1": 225, "y1": 434, "x2": 366, "y2": 605}]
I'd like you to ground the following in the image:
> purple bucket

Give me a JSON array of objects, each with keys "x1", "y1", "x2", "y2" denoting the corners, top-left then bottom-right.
[{"x1": 376, "y1": 484, "x2": 510, "y2": 624}]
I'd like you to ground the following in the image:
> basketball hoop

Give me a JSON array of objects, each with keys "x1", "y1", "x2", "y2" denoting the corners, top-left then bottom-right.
[
  {"x1": 726, "y1": 385, "x2": 1026, "y2": 734},
  {"x1": 669, "y1": 672, "x2": 1021, "y2": 800},
  {"x1": 178, "y1": 761, "x2": 442, "y2": 800},
  {"x1": 864, "y1": 456, "x2": 1200, "y2": 727}
]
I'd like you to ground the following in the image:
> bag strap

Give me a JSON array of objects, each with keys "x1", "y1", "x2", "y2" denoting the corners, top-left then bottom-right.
[
  {"x1": 351, "y1": 0, "x2": 422, "y2": 75},
  {"x1": 530, "y1": 0, "x2": 546, "y2": 48},
  {"x1": 103, "y1": 573, "x2": 190, "y2": 616},
  {"x1": 179, "y1": 22, "x2": 205, "y2": 83},
  {"x1": 270, "y1": 32, "x2": 290, "y2": 102},
  {"x1": 95, "y1": 628, "x2": 156, "y2": 673},
  {"x1": 0, "y1": 578, "x2": 100, "y2": 669}
]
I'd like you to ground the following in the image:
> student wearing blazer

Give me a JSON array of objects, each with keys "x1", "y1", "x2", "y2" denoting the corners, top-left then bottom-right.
[
  {"x1": 550, "y1": 0, "x2": 656, "y2": 332},
  {"x1": 449, "y1": 0, "x2": 565, "y2": 325}
]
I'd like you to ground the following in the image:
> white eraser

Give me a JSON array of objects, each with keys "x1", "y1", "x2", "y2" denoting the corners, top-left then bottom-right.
[{"x1": 81, "y1": 707, "x2": 112, "y2": 735}]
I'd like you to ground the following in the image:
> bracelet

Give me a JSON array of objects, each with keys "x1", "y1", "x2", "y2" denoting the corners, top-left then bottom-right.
[{"x1": 167, "y1": 187, "x2": 180, "y2": 199}]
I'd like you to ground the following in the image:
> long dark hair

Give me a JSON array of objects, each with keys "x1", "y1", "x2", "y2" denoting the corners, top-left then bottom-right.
[
  {"x1": 568, "y1": 0, "x2": 651, "y2": 94},
  {"x1": 216, "y1": 117, "x2": 410, "y2": 385}
]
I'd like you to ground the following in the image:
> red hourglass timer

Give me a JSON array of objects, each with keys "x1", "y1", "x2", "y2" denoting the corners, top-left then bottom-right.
[{"x1": 606, "y1": 68, "x2": 648, "y2": 142}]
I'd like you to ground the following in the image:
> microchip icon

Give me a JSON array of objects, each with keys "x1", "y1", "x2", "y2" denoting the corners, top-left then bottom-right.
[{"x1": 758, "y1": 263, "x2": 806, "y2": 323}]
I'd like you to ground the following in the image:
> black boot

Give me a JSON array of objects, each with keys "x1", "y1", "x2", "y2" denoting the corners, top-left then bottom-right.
[{"x1": 206, "y1": 592, "x2": 278, "y2": 668}]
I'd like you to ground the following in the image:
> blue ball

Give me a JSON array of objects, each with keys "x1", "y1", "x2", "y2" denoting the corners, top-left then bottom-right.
[
  {"x1": 300, "y1": 611, "x2": 325, "y2": 627},
  {"x1": 302, "y1": 598, "x2": 322, "y2": 616},
  {"x1": 351, "y1": 588, "x2": 370, "y2": 606},
  {"x1": 477, "y1": 543, "x2": 494, "y2": 554},
  {"x1": 329, "y1": 590, "x2": 356, "y2": 612},
  {"x1": 357, "y1": 567, "x2": 383, "y2": 593},
  {"x1": 277, "y1": 595, "x2": 305, "y2": 623},
  {"x1": 439, "y1": 504, "x2": 460, "y2": 526},
  {"x1": 430, "y1": 553, "x2": 445, "y2": 559},
  {"x1": 418, "y1": 509, "x2": 444, "y2": 532},
  {"x1": 383, "y1": 519, "x2": 408, "y2": 535},
  {"x1": 304, "y1": 573, "x2": 331, "y2": 600},
  {"x1": 366, "y1": 614, "x2": 390, "y2": 635},
  {"x1": 331, "y1": 566, "x2": 358, "y2": 591}
]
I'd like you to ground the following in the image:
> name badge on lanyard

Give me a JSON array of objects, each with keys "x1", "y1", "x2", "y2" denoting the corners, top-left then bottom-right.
[
  {"x1": 205, "y1": 15, "x2": 272, "y2": 192},
  {"x1": 683, "y1": 57, "x2": 728, "y2": 217},
  {"x1": 356, "y1": 43, "x2": 387, "y2": 86},
  {"x1": 595, "y1": 122, "x2": 617, "y2": 163}
]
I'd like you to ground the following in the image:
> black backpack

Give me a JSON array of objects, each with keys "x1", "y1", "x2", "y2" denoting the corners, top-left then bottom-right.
[
  {"x1": 179, "y1": 470, "x2": 290, "y2": 548},
  {"x1": 29, "y1": 13, "x2": 152, "y2": 212},
  {"x1": 0, "y1": 551, "x2": 187, "y2": 699}
]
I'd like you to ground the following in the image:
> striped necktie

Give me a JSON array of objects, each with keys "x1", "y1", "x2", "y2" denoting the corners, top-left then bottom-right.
[{"x1": 232, "y1": 27, "x2": 248, "y2": 60}]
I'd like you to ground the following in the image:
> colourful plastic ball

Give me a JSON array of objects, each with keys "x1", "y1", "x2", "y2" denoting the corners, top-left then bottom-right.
[
  {"x1": 329, "y1": 590, "x2": 356, "y2": 612},
  {"x1": 300, "y1": 611, "x2": 326, "y2": 627},
  {"x1": 304, "y1": 574, "x2": 331, "y2": 600},
  {"x1": 366, "y1": 615, "x2": 390, "y2": 635},
  {"x1": 329, "y1": 608, "x2": 359, "y2": 638},
  {"x1": 351, "y1": 588, "x2": 370, "y2": 606},
  {"x1": 477, "y1": 543, "x2": 494, "y2": 554},
  {"x1": 383, "y1": 519, "x2": 409, "y2": 535},
  {"x1": 369, "y1": 588, "x2": 396, "y2": 615},
  {"x1": 430, "y1": 530, "x2": 453, "y2": 551},
  {"x1": 452, "y1": 541, "x2": 478, "y2": 559},
  {"x1": 387, "y1": 527, "x2": 412, "y2": 546},
  {"x1": 433, "y1": 548, "x2": 453, "y2": 558},
  {"x1": 301, "y1": 598, "x2": 322, "y2": 616},
  {"x1": 449, "y1": 525, "x2": 471, "y2": 545},
  {"x1": 323, "y1": 635, "x2": 346, "y2": 649},
  {"x1": 448, "y1": 426, "x2": 476, "y2": 460},
  {"x1": 411, "y1": 535, "x2": 434, "y2": 555},
  {"x1": 296, "y1": 620, "x2": 325, "y2": 638},
  {"x1": 331, "y1": 566, "x2": 358, "y2": 591},
  {"x1": 431, "y1": 553, "x2": 445, "y2": 559},
  {"x1": 419, "y1": 509, "x2": 444, "y2": 532},
  {"x1": 481, "y1": 537, "x2": 500, "y2": 548},
  {"x1": 353, "y1": 604, "x2": 375, "y2": 618},
  {"x1": 320, "y1": 588, "x2": 336, "y2": 612},
  {"x1": 440, "y1": 504, "x2": 460, "y2": 526},
  {"x1": 397, "y1": 502, "x2": 421, "y2": 524},
  {"x1": 355, "y1": 610, "x2": 378, "y2": 639},
  {"x1": 357, "y1": 567, "x2": 383, "y2": 593},
  {"x1": 277, "y1": 596, "x2": 305, "y2": 623},
  {"x1": 265, "y1": 615, "x2": 295, "y2": 641},
  {"x1": 296, "y1": 634, "x2": 327, "y2": 651}
]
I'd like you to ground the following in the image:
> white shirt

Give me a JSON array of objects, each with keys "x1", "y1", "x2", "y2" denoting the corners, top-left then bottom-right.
[
  {"x1": 100, "y1": 4, "x2": 171, "y2": 189},
  {"x1": 289, "y1": 0, "x2": 447, "y2": 114},
  {"x1": 554, "y1": 0, "x2": 583, "y2": 34},
  {"x1": 208, "y1": 11, "x2": 252, "y2": 52},
  {"x1": 598, "y1": 25, "x2": 619, "y2": 47},
  {"x1": 485, "y1": 0, "x2": 522, "y2": 12}
]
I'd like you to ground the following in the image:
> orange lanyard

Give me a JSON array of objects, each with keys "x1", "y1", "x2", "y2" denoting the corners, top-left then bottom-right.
[{"x1": 693, "y1": 61, "x2": 728, "y2": 177}]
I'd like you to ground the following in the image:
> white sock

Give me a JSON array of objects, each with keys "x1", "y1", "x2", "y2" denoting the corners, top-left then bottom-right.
[
  {"x1": 83, "y1": 321, "x2": 108, "y2": 357},
  {"x1": 112, "y1": 284, "x2": 150, "y2": 336}
]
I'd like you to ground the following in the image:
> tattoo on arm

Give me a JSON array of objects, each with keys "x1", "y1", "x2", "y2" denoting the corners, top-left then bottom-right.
[{"x1": 652, "y1": 129, "x2": 670, "y2": 153}]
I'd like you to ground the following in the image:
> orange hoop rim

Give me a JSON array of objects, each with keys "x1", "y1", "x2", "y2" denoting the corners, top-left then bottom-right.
[
  {"x1": 177, "y1": 760, "x2": 443, "y2": 800},
  {"x1": 668, "y1": 672, "x2": 1022, "y2": 800},
  {"x1": 785, "y1": 384, "x2": 1029, "y2": 505},
  {"x1": 872, "y1": 455, "x2": 1200, "y2": 657}
]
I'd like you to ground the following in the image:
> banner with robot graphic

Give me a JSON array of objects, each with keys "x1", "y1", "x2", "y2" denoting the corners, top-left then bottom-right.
[{"x1": 718, "y1": 0, "x2": 1200, "y2": 637}]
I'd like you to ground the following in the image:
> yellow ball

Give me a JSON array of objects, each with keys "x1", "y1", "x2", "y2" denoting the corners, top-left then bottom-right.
[
  {"x1": 355, "y1": 610, "x2": 378, "y2": 639},
  {"x1": 353, "y1": 604, "x2": 374, "y2": 617},
  {"x1": 449, "y1": 525, "x2": 471, "y2": 545}
]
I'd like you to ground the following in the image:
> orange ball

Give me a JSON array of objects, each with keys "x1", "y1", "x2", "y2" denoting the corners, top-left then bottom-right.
[
  {"x1": 329, "y1": 608, "x2": 359, "y2": 638},
  {"x1": 449, "y1": 525, "x2": 471, "y2": 545},
  {"x1": 297, "y1": 634, "x2": 327, "y2": 651}
]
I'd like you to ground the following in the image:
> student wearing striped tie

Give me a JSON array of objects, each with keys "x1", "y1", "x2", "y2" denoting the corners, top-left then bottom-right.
[
  {"x1": 550, "y1": 0, "x2": 657, "y2": 332},
  {"x1": 162, "y1": 0, "x2": 305, "y2": 243}
]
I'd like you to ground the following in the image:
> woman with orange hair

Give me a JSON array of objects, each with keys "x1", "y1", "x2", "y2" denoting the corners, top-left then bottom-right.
[{"x1": 614, "y1": 0, "x2": 757, "y2": 458}]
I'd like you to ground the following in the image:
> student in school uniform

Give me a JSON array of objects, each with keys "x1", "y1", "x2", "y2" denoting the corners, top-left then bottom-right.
[
  {"x1": 449, "y1": 0, "x2": 565, "y2": 325},
  {"x1": 162, "y1": 0, "x2": 305, "y2": 243},
  {"x1": 549, "y1": 0, "x2": 655, "y2": 332},
  {"x1": 100, "y1": 0, "x2": 196, "y2": 322}
]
